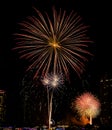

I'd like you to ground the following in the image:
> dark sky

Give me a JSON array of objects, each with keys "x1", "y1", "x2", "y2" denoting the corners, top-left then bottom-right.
[
  {"x1": 0, "y1": 0, "x2": 111, "y2": 88},
  {"x1": 0, "y1": 0, "x2": 112, "y2": 126}
]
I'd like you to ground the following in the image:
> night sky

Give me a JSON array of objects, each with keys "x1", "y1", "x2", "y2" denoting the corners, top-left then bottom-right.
[{"x1": 0, "y1": 0, "x2": 112, "y2": 126}]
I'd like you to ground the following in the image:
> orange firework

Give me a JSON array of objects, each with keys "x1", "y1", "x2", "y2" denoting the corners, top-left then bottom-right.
[{"x1": 13, "y1": 7, "x2": 93, "y2": 80}]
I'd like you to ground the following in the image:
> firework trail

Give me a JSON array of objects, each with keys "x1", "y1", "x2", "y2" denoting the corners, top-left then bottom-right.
[
  {"x1": 13, "y1": 7, "x2": 92, "y2": 80},
  {"x1": 41, "y1": 73, "x2": 64, "y2": 129},
  {"x1": 71, "y1": 92, "x2": 101, "y2": 125}
]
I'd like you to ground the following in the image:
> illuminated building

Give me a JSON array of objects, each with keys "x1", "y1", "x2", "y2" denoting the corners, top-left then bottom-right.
[
  {"x1": 99, "y1": 73, "x2": 112, "y2": 125},
  {"x1": 0, "y1": 90, "x2": 6, "y2": 126}
]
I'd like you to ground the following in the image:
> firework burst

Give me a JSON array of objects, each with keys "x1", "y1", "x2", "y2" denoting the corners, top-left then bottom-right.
[
  {"x1": 71, "y1": 92, "x2": 101, "y2": 125},
  {"x1": 13, "y1": 7, "x2": 93, "y2": 79},
  {"x1": 41, "y1": 73, "x2": 64, "y2": 91}
]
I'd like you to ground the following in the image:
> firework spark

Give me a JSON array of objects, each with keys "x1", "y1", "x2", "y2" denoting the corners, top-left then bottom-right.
[
  {"x1": 41, "y1": 73, "x2": 64, "y2": 90},
  {"x1": 71, "y1": 92, "x2": 101, "y2": 124},
  {"x1": 13, "y1": 7, "x2": 92, "y2": 79}
]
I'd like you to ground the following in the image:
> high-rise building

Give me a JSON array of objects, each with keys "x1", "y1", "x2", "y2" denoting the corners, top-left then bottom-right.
[
  {"x1": 99, "y1": 73, "x2": 112, "y2": 126},
  {"x1": 0, "y1": 90, "x2": 6, "y2": 126}
]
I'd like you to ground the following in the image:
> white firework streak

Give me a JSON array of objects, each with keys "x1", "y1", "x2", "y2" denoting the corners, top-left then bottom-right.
[{"x1": 41, "y1": 72, "x2": 64, "y2": 129}]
